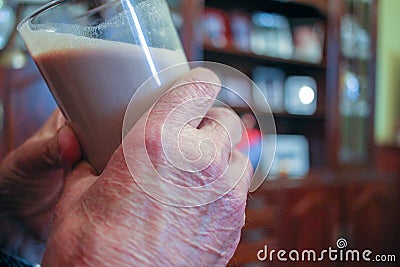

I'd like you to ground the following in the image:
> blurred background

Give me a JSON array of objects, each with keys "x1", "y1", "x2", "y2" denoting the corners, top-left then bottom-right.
[{"x1": 0, "y1": 0, "x2": 399, "y2": 266}]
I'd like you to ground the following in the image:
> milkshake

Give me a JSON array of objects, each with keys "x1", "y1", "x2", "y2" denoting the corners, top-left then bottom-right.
[
  {"x1": 20, "y1": 28, "x2": 188, "y2": 172},
  {"x1": 17, "y1": 0, "x2": 189, "y2": 172}
]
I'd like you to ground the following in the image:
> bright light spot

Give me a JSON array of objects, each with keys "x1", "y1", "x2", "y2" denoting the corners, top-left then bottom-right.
[
  {"x1": 11, "y1": 53, "x2": 27, "y2": 69},
  {"x1": 345, "y1": 73, "x2": 360, "y2": 102},
  {"x1": 122, "y1": 0, "x2": 161, "y2": 86},
  {"x1": 0, "y1": 10, "x2": 10, "y2": 22},
  {"x1": 258, "y1": 13, "x2": 274, "y2": 27},
  {"x1": 346, "y1": 74, "x2": 359, "y2": 91},
  {"x1": 299, "y1": 86, "x2": 315, "y2": 105}
]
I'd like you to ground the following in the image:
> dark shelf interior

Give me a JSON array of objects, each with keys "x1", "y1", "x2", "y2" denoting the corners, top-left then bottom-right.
[
  {"x1": 205, "y1": 0, "x2": 327, "y2": 19},
  {"x1": 202, "y1": 0, "x2": 329, "y2": 169},
  {"x1": 203, "y1": 45, "x2": 327, "y2": 71}
]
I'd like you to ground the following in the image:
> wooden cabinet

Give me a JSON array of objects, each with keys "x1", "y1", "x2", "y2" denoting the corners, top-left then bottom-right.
[
  {"x1": 199, "y1": 0, "x2": 379, "y2": 169},
  {"x1": 202, "y1": 0, "x2": 330, "y2": 170},
  {"x1": 284, "y1": 186, "x2": 339, "y2": 251},
  {"x1": 345, "y1": 179, "x2": 398, "y2": 253},
  {"x1": 229, "y1": 172, "x2": 399, "y2": 266},
  {"x1": 326, "y1": 0, "x2": 378, "y2": 167},
  {"x1": 167, "y1": 0, "x2": 204, "y2": 61},
  {"x1": 0, "y1": 69, "x2": 6, "y2": 159}
]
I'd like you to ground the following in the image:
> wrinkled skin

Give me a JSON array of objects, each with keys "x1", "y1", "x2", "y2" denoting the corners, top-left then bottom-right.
[{"x1": 0, "y1": 68, "x2": 252, "y2": 266}]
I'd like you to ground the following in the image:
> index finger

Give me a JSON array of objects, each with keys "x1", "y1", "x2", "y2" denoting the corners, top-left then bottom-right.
[{"x1": 147, "y1": 67, "x2": 222, "y2": 129}]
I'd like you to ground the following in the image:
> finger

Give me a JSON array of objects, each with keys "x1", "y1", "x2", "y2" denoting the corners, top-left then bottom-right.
[
  {"x1": 55, "y1": 109, "x2": 66, "y2": 129},
  {"x1": 10, "y1": 125, "x2": 82, "y2": 174},
  {"x1": 30, "y1": 110, "x2": 59, "y2": 141},
  {"x1": 62, "y1": 161, "x2": 97, "y2": 203},
  {"x1": 147, "y1": 67, "x2": 221, "y2": 129},
  {"x1": 32, "y1": 109, "x2": 64, "y2": 140},
  {"x1": 198, "y1": 107, "x2": 243, "y2": 147},
  {"x1": 222, "y1": 150, "x2": 253, "y2": 200},
  {"x1": 205, "y1": 150, "x2": 253, "y2": 264},
  {"x1": 57, "y1": 125, "x2": 83, "y2": 167}
]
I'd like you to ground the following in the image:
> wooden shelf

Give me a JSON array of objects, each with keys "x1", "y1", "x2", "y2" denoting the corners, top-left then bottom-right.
[
  {"x1": 205, "y1": 0, "x2": 327, "y2": 19},
  {"x1": 203, "y1": 44, "x2": 327, "y2": 71},
  {"x1": 229, "y1": 106, "x2": 325, "y2": 120},
  {"x1": 269, "y1": 112, "x2": 325, "y2": 120}
]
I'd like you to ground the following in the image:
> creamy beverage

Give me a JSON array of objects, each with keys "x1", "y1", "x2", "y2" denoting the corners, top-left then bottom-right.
[{"x1": 20, "y1": 28, "x2": 188, "y2": 172}]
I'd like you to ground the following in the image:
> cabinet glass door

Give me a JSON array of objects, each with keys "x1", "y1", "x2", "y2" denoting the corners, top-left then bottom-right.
[{"x1": 338, "y1": 0, "x2": 375, "y2": 164}]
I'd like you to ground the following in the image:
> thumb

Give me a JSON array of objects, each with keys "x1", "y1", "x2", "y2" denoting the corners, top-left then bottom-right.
[
  {"x1": 147, "y1": 67, "x2": 221, "y2": 129},
  {"x1": 8, "y1": 125, "x2": 82, "y2": 175}
]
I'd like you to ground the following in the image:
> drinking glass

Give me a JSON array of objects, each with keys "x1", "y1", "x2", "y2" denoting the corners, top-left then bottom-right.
[{"x1": 18, "y1": 0, "x2": 189, "y2": 173}]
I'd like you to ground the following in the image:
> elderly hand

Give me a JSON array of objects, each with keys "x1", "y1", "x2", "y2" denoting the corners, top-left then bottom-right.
[
  {"x1": 0, "y1": 109, "x2": 82, "y2": 263},
  {"x1": 43, "y1": 68, "x2": 253, "y2": 266}
]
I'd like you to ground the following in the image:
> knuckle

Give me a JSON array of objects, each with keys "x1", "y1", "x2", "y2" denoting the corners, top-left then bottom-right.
[
  {"x1": 223, "y1": 152, "x2": 252, "y2": 205},
  {"x1": 202, "y1": 153, "x2": 225, "y2": 180},
  {"x1": 177, "y1": 73, "x2": 220, "y2": 100},
  {"x1": 220, "y1": 130, "x2": 234, "y2": 151},
  {"x1": 222, "y1": 187, "x2": 248, "y2": 221},
  {"x1": 200, "y1": 142, "x2": 230, "y2": 179},
  {"x1": 236, "y1": 152, "x2": 254, "y2": 188},
  {"x1": 204, "y1": 107, "x2": 243, "y2": 145},
  {"x1": 214, "y1": 107, "x2": 241, "y2": 124},
  {"x1": 144, "y1": 120, "x2": 162, "y2": 148},
  {"x1": 228, "y1": 183, "x2": 249, "y2": 206}
]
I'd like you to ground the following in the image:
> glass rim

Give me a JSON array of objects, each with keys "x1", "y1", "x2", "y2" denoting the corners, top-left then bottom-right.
[
  {"x1": 17, "y1": 0, "x2": 121, "y2": 32},
  {"x1": 17, "y1": 0, "x2": 66, "y2": 32}
]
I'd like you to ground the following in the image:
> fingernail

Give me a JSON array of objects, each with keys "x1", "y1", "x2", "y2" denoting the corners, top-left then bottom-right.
[{"x1": 57, "y1": 125, "x2": 82, "y2": 167}]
